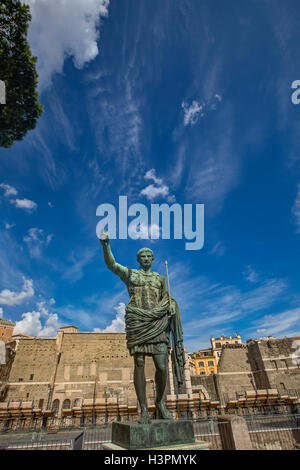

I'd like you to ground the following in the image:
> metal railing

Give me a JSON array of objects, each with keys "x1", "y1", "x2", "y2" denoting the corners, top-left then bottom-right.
[
  {"x1": 245, "y1": 414, "x2": 300, "y2": 450},
  {"x1": 193, "y1": 419, "x2": 222, "y2": 450},
  {"x1": 82, "y1": 425, "x2": 112, "y2": 450}
]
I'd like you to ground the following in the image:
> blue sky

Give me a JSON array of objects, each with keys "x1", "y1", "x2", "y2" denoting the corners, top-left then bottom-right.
[{"x1": 1, "y1": 0, "x2": 300, "y2": 352}]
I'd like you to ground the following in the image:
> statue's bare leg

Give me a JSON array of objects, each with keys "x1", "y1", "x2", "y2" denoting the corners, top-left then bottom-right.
[
  {"x1": 153, "y1": 353, "x2": 173, "y2": 420},
  {"x1": 134, "y1": 354, "x2": 151, "y2": 424}
]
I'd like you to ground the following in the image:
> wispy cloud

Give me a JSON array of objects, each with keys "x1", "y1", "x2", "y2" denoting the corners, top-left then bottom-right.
[
  {"x1": 180, "y1": 275, "x2": 287, "y2": 352},
  {"x1": 62, "y1": 246, "x2": 98, "y2": 282},
  {"x1": 182, "y1": 100, "x2": 205, "y2": 126},
  {"x1": 4, "y1": 223, "x2": 15, "y2": 230},
  {"x1": 292, "y1": 183, "x2": 300, "y2": 233},
  {"x1": 246, "y1": 306, "x2": 300, "y2": 339},
  {"x1": 210, "y1": 241, "x2": 226, "y2": 257},
  {"x1": 0, "y1": 183, "x2": 17, "y2": 198},
  {"x1": 243, "y1": 265, "x2": 259, "y2": 283},
  {"x1": 185, "y1": 105, "x2": 240, "y2": 214},
  {"x1": 23, "y1": 228, "x2": 53, "y2": 259}
]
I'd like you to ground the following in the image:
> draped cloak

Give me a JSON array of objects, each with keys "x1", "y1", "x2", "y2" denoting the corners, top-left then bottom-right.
[{"x1": 120, "y1": 267, "x2": 186, "y2": 385}]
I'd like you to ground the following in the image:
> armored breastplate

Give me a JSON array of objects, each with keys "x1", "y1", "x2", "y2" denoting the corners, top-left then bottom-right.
[{"x1": 128, "y1": 270, "x2": 163, "y2": 309}]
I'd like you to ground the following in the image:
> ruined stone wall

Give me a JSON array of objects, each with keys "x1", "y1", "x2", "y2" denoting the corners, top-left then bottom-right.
[
  {"x1": 214, "y1": 346, "x2": 255, "y2": 400},
  {"x1": 248, "y1": 338, "x2": 300, "y2": 391},
  {"x1": 53, "y1": 332, "x2": 156, "y2": 408},
  {"x1": 4, "y1": 338, "x2": 57, "y2": 404},
  {"x1": 191, "y1": 373, "x2": 218, "y2": 400},
  {"x1": 2, "y1": 332, "x2": 158, "y2": 409}
]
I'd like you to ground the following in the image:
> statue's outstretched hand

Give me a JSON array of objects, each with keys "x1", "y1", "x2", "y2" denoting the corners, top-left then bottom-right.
[{"x1": 100, "y1": 229, "x2": 110, "y2": 246}]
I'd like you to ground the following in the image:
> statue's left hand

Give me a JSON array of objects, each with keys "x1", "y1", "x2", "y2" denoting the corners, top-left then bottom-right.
[{"x1": 168, "y1": 303, "x2": 176, "y2": 317}]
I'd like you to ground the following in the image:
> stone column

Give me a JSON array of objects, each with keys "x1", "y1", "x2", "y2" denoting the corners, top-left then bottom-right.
[
  {"x1": 184, "y1": 349, "x2": 192, "y2": 395},
  {"x1": 217, "y1": 415, "x2": 253, "y2": 450}
]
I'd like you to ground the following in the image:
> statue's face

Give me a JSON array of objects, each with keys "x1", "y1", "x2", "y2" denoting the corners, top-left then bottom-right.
[{"x1": 138, "y1": 251, "x2": 154, "y2": 269}]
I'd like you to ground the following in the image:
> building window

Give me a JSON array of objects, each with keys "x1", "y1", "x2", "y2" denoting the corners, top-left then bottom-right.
[
  {"x1": 51, "y1": 399, "x2": 60, "y2": 416},
  {"x1": 208, "y1": 361, "x2": 214, "y2": 366},
  {"x1": 74, "y1": 398, "x2": 82, "y2": 407},
  {"x1": 215, "y1": 343, "x2": 221, "y2": 348},
  {"x1": 198, "y1": 362, "x2": 204, "y2": 367},
  {"x1": 18, "y1": 378, "x2": 23, "y2": 382},
  {"x1": 38, "y1": 399, "x2": 44, "y2": 409},
  {"x1": 26, "y1": 393, "x2": 29, "y2": 398},
  {"x1": 62, "y1": 399, "x2": 71, "y2": 410},
  {"x1": 29, "y1": 374, "x2": 34, "y2": 381}
]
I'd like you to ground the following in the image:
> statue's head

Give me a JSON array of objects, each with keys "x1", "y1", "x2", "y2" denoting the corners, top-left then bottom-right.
[{"x1": 137, "y1": 247, "x2": 154, "y2": 269}]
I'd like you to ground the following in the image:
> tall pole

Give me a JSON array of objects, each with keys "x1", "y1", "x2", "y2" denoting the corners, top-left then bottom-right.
[{"x1": 164, "y1": 261, "x2": 171, "y2": 306}]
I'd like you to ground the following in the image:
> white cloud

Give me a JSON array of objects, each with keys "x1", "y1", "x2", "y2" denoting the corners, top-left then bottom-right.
[
  {"x1": 140, "y1": 168, "x2": 175, "y2": 202},
  {"x1": 182, "y1": 100, "x2": 205, "y2": 126},
  {"x1": 292, "y1": 183, "x2": 300, "y2": 233},
  {"x1": 10, "y1": 198, "x2": 37, "y2": 211},
  {"x1": 14, "y1": 303, "x2": 61, "y2": 338},
  {"x1": 128, "y1": 223, "x2": 160, "y2": 240},
  {"x1": 94, "y1": 302, "x2": 126, "y2": 333},
  {"x1": 140, "y1": 183, "x2": 170, "y2": 200},
  {"x1": 23, "y1": 0, "x2": 110, "y2": 91},
  {"x1": 0, "y1": 278, "x2": 34, "y2": 306},
  {"x1": 23, "y1": 227, "x2": 53, "y2": 258},
  {"x1": 0, "y1": 184, "x2": 17, "y2": 198},
  {"x1": 144, "y1": 169, "x2": 163, "y2": 185}
]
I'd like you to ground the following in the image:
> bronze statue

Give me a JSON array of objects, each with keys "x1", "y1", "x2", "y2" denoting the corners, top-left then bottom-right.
[{"x1": 99, "y1": 231, "x2": 185, "y2": 424}]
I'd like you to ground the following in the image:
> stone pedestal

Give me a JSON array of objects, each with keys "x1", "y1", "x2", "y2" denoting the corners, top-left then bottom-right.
[{"x1": 111, "y1": 420, "x2": 197, "y2": 450}]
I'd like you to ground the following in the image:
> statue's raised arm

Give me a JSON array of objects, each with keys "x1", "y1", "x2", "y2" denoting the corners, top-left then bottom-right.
[{"x1": 99, "y1": 230, "x2": 129, "y2": 280}]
